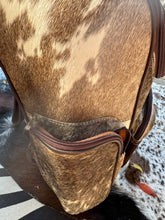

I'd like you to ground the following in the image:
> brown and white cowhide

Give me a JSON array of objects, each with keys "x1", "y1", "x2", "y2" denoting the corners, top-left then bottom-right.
[
  {"x1": 0, "y1": 0, "x2": 165, "y2": 219},
  {"x1": 0, "y1": 69, "x2": 150, "y2": 220},
  {"x1": 0, "y1": 0, "x2": 152, "y2": 128},
  {"x1": 1, "y1": 68, "x2": 165, "y2": 220}
]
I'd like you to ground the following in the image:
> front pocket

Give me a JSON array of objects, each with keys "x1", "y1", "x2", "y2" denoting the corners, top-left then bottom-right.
[{"x1": 26, "y1": 114, "x2": 125, "y2": 215}]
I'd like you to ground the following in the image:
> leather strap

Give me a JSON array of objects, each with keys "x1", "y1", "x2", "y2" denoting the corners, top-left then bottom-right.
[
  {"x1": 148, "y1": 0, "x2": 165, "y2": 78},
  {"x1": 155, "y1": 0, "x2": 165, "y2": 78},
  {"x1": 129, "y1": 0, "x2": 165, "y2": 130},
  {"x1": 124, "y1": 89, "x2": 153, "y2": 165}
]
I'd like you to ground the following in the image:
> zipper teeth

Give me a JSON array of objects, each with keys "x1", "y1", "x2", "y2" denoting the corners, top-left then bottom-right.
[{"x1": 31, "y1": 128, "x2": 123, "y2": 153}]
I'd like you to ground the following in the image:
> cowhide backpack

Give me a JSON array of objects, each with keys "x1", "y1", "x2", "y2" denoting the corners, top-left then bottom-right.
[{"x1": 0, "y1": 0, "x2": 165, "y2": 215}]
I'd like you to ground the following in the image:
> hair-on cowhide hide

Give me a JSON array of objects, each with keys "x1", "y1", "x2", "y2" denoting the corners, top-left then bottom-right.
[
  {"x1": 1, "y1": 71, "x2": 165, "y2": 220},
  {"x1": 0, "y1": 0, "x2": 165, "y2": 219},
  {"x1": 0, "y1": 70, "x2": 150, "y2": 220}
]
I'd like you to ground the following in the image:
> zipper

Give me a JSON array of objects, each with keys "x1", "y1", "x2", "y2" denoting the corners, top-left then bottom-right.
[{"x1": 30, "y1": 126, "x2": 123, "y2": 154}]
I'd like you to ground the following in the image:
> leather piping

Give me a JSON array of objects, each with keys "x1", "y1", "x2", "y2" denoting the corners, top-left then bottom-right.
[{"x1": 30, "y1": 125, "x2": 123, "y2": 154}]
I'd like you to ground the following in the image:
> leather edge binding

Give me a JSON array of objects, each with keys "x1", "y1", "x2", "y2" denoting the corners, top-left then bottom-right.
[{"x1": 30, "y1": 126, "x2": 124, "y2": 153}]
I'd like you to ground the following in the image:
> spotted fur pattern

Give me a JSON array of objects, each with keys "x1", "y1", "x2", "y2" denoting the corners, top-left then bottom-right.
[
  {"x1": 0, "y1": 0, "x2": 151, "y2": 126},
  {"x1": 0, "y1": 0, "x2": 163, "y2": 218}
]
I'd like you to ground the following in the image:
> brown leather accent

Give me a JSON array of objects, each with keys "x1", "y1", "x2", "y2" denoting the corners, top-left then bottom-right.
[
  {"x1": 123, "y1": 136, "x2": 140, "y2": 166},
  {"x1": 116, "y1": 129, "x2": 127, "y2": 142},
  {"x1": 124, "y1": 90, "x2": 154, "y2": 165},
  {"x1": 134, "y1": 90, "x2": 153, "y2": 140},
  {"x1": 129, "y1": 0, "x2": 164, "y2": 130},
  {"x1": 146, "y1": 0, "x2": 165, "y2": 78},
  {"x1": 115, "y1": 127, "x2": 131, "y2": 153},
  {"x1": 29, "y1": 125, "x2": 123, "y2": 153}
]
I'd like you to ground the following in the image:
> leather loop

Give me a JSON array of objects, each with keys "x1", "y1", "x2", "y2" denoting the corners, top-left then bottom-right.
[{"x1": 115, "y1": 127, "x2": 131, "y2": 153}]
